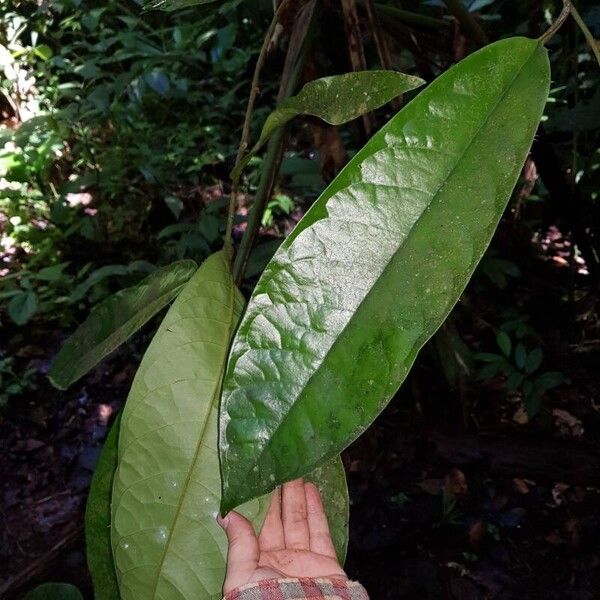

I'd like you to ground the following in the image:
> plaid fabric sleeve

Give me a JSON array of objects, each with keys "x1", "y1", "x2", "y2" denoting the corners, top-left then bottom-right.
[{"x1": 223, "y1": 577, "x2": 369, "y2": 600}]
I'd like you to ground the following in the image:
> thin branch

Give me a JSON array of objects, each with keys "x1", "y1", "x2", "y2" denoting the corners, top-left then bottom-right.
[
  {"x1": 225, "y1": 0, "x2": 295, "y2": 247},
  {"x1": 233, "y1": 1, "x2": 317, "y2": 285},
  {"x1": 0, "y1": 525, "x2": 83, "y2": 597},
  {"x1": 570, "y1": 3, "x2": 600, "y2": 67},
  {"x1": 539, "y1": 0, "x2": 572, "y2": 45}
]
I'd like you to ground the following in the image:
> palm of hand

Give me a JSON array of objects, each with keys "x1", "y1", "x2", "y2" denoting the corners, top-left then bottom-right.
[
  {"x1": 218, "y1": 480, "x2": 346, "y2": 594},
  {"x1": 252, "y1": 547, "x2": 345, "y2": 582}
]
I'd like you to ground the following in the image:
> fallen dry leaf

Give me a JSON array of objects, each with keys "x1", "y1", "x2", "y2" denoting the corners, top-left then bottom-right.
[
  {"x1": 513, "y1": 478, "x2": 535, "y2": 495},
  {"x1": 552, "y1": 408, "x2": 584, "y2": 438},
  {"x1": 513, "y1": 405, "x2": 529, "y2": 425}
]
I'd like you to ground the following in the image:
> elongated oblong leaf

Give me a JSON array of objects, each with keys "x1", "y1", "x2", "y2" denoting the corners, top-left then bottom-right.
[
  {"x1": 85, "y1": 414, "x2": 121, "y2": 600},
  {"x1": 49, "y1": 260, "x2": 197, "y2": 390},
  {"x1": 111, "y1": 250, "x2": 348, "y2": 600},
  {"x1": 220, "y1": 37, "x2": 551, "y2": 513},
  {"x1": 231, "y1": 71, "x2": 424, "y2": 181}
]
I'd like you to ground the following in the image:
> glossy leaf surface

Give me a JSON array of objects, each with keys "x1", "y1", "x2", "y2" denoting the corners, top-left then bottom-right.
[
  {"x1": 231, "y1": 71, "x2": 424, "y2": 181},
  {"x1": 85, "y1": 414, "x2": 121, "y2": 600},
  {"x1": 111, "y1": 251, "x2": 348, "y2": 599},
  {"x1": 49, "y1": 260, "x2": 197, "y2": 390},
  {"x1": 220, "y1": 37, "x2": 550, "y2": 512}
]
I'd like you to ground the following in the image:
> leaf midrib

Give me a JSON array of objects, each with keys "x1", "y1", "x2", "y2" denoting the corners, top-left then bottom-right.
[
  {"x1": 149, "y1": 271, "x2": 237, "y2": 599},
  {"x1": 230, "y1": 42, "x2": 541, "y2": 500}
]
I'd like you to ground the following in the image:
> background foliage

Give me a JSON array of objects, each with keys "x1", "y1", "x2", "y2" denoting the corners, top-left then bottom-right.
[{"x1": 1, "y1": 0, "x2": 600, "y2": 597}]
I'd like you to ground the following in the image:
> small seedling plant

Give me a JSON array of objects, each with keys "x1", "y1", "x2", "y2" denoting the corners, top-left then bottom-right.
[{"x1": 37, "y1": 1, "x2": 594, "y2": 599}]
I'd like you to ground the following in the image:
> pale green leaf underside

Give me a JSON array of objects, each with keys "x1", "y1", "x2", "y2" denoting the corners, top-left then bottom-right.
[
  {"x1": 111, "y1": 250, "x2": 348, "y2": 600},
  {"x1": 86, "y1": 415, "x2": 122, "y2": 600},
  {"x1": 49, "y1": 260, "x2": 198, "y2": 390},
  {"x1": 231, "y1": 70, "x2": 424, "y2": 181},
  {"x1": 220, "y1": 37, "x2": 551, "y2": 512}
]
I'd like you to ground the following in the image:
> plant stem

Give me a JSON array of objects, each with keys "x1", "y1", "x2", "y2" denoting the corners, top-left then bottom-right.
[
  {"x1": 233, "y1": 129, "x2": 286, "y2": 285},
  {"x1": 570, "y1": 3, "x2": 600, "y2": 67},
  {"x1": 233, "y1": 3, "x2": 317, "y2": 284},
  {"x1": 443, "y1": 0, "x2": 489, "y2": 47},
  {"x1": 225, "y1": 0, "x2": 294, "y2": 247},
  {"x1": 539, "y1": 0, "x2": 572, "y2": 45}
]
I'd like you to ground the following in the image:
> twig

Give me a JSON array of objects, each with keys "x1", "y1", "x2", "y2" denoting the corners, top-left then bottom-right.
[
  {"x1": 539, "y1": 0, "x2": 572, "y2": 45},
  {"x1": 0, "y1": 525, "x2": 83, "y2": 597},
  {"x1": 225, "y1": 0, "x2": 295, "y2": 247},
  {"x1": 570, "y1": 3, "x2": 600, "y2": 66},
  {"x1": 569, "y1": 340, "x2": 600, "y2": 353}
]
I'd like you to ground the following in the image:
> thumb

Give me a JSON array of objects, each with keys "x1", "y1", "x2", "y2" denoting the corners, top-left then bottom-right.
[{"x1": 218, "y1": 511, "x2": 259, "y2": 593}]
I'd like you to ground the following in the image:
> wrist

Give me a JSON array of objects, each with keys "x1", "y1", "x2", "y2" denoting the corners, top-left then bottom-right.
[{"x1": 224, "y1": 576, "x2": 368, "y2": 600}]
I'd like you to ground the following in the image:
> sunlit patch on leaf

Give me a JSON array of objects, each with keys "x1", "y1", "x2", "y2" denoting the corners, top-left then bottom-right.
[{"x1": 220, "y1": 37, "x2": 551, "y2": 513}]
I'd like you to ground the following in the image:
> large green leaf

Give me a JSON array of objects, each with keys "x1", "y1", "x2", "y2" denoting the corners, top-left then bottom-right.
[
  {"x1": 231, "y1": 71, "x2": 424, "y2": 181},
  {"x1": 23, "y1": 583, "x2": 83, "y2": 600},
  {"x1": 49, "y1": 260, "x2": 198, "y2": 390},
  {"x1": 85, "y1": 414, "x2": 121, "y2": 600},
  {"x1": 219, "y1": 37, "x2": 551, "y2": 513},
  {"x1": 111, "y1": 250, "x2": 348, "y2": 600}
]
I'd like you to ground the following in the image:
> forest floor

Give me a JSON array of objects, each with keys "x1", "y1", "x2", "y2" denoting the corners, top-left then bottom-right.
[{"x1": 1, "y1": 231, "x2": 600, "y2": 600}]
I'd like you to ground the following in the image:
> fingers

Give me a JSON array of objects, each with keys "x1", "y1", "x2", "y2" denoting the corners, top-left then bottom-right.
[
  {"x1": 259, "y1": 486, "x2": 285, "y2": 552},
  {"x1": 217, "y1": 511, "x2": 259, "y2": 593},
  {"x1": 282, "y1": 479, "x2": 310, "y2": 550},
  {"x1": 305, "y1": 482, "x2": 337, "y2": 559}
]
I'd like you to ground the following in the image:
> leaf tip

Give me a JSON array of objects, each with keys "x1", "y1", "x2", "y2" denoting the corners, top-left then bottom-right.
[{"x1": 47, "y1": 370, "x2": 68, "y2": 391}]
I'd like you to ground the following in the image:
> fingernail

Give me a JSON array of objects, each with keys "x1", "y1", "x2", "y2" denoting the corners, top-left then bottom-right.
[{"x1": 217, "y1": 514, "x2": 230, "y2": 529}]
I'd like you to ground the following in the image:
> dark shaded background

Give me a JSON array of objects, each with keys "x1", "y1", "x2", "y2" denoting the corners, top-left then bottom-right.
[{"x1": 1, "y1": 0, "x2": 599, "y2": 598}]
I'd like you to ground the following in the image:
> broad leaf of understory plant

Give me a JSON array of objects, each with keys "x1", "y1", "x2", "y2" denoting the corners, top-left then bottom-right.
[
  {"x1": 230, "y1": 70, "x2": 425, "y2": 181},
  {"x1": 85, "y1": 414, "x2": 121, "y2": 600},
  {"x1": 111, "y1": 250, "x2": 348, "y2": 600},
  {"x1": 23, "y1": 583, "x2": 83, "y2": 600},
  {"x1": 219, "y1": 37, "x2": 551, "y2": 513},
  {"x1": 8, "y1": 290, "x2": 38, "y2": 326},
  {"x1": 49, "y1": 260, "x2": 198, "y2": 390}
]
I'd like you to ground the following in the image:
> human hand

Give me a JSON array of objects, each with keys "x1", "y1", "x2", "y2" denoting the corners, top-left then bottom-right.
[{"x1": 217, "y1": 479, "x2": 347, "y2": 594}]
